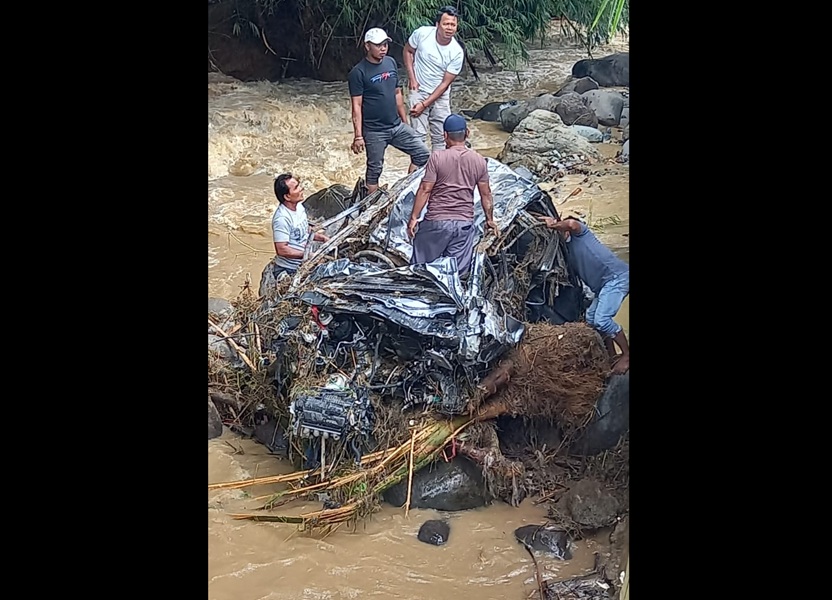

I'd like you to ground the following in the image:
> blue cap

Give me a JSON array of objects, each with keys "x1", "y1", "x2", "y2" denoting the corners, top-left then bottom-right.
[{"x1": 443, "y1": 114, "x2": 467, "y2": 133}]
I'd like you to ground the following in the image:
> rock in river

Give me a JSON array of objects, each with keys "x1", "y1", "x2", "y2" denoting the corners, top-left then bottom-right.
[{"x1": 384, "y1": 456, "x2": 490, "y2": 511}]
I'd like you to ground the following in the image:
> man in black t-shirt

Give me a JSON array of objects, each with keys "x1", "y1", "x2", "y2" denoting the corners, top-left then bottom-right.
[{"x1": 348, "y1": 27, "x2": 430, "y2": 194}]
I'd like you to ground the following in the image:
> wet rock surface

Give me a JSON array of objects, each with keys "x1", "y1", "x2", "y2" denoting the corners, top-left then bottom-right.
[
  {"x1": 558, "y1": 479, "x2": 621, "y2": 529},
  {"x1": 571, "y1": 53, "x2": 630, "y2": 87},
  {"x1": 498, "y1": 110, "x2": 599, "y2": 177},
  {"x1": 570, "y1": 125, "x2": 604, "y2": 142},
  {"x1": 500, "y1": 101, "x2": 532, "y2": 133},
  {"x1": 462, "y1": 100, "x2": 519, "y2": 122},
  {"x1": 304, "y1": 184, "x2": 354, "y2": 220},
  {"x1": 514, "y1": 524, "x2": 572, "y2": 559},
  {"x1": 208, "y1": 334, "x2": 237, "y2": 362},
  {"x1": 554, "y1": 93, "x2": 599, "y2": 128},
  {"x1": 498, "y1": 94, "x2": 569, "y2": 133},
  {"x1": 581, "y1": 90, "x2": 625, "y2": 127},
  {"x1": 418, "y1": 519, "x2": 450, "y2": 546},
  {"x1": 208, "y1": 397, "x2": 223, "y2": 440},
  {"x1": 384, "y1": 456, "x2": 491, "y2": 511},
  {"x1": 556, "y1": 76, "x2": 600, "y2": 96},
  {"x1": 571, "y1": 372, "x2": 629, "y2": 456},
  {"x1": 497, "y1": 416, "x2": 563, "y2": 453},
  {"x1": 252, "y1": 415, "x2": 289, "y2": 455},
  {"x1": 208, "y1": 297, "x2": 234, "y2": 318}
]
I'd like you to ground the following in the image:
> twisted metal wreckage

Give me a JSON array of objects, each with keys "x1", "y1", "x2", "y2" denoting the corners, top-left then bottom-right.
[{"x1": 248, "y1": 158, "x2": 591, "y2": 477}]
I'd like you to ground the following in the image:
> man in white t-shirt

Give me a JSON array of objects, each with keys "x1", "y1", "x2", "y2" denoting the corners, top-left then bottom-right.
[
  {"x1": 404, "y1": 6, "x2": 464, "y2": 151},
  {"x1": 271, "y1": 173, "x2": 329, "y2": 276}
]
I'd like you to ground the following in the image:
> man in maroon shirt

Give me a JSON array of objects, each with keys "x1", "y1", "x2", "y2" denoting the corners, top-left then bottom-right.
[{"x1": 407, "y1": 114, "x2": 497, "y2": 276}]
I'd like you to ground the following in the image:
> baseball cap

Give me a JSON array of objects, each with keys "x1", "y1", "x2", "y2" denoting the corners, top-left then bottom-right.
[
  {"x1": 443, "y1": 114, "x2": 467, "y2": 133},
  {"x1": 364, "y1": 28, "x2": 392, "y2": 44}
]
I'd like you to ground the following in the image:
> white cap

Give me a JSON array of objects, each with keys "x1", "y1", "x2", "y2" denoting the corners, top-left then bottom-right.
[{"x1": 364, "y1": 28, "x2": 392, "y2": 44}]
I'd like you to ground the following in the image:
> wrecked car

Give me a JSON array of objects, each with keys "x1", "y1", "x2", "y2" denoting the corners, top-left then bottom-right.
[{"x1": 249, "y1": 158, "x2": 589, "y2": 470}]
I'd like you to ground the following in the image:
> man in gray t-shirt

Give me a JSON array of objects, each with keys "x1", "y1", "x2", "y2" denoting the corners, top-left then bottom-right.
[
  {"x1": 538, "y1": 214, "x2": 630, "y2": 374},
  {"x1": 407, "y1": 114, "x2": 497, "y2": 276},
  {"x1": 271, "y1": 173, "x2": 329, "y2": 275}
]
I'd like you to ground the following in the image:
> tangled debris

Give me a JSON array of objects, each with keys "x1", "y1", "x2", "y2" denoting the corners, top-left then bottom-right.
[{"x1": 208, "y1": 158, "x2": 622, "y2": 535}]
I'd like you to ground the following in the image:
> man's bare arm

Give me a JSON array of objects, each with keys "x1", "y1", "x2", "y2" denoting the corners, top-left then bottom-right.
[
  {"x1": 418, "y1": 72, "x2": 457, "y2": 108},
  {"x1": 350, "y1": 95, "x2": 363, "y2": 138},
  {"x1": 274, "y1": 241, "x2": 305, "y2": 259},
  {"x1": 477, "y1": 181, "x2": 498, "y2": 234},
  {"x1": 410, "y1": 181, "x2": 435, "y2": 222},
  {"x1": 537, "y1": 217, "x2": 583, "y2": 234},
  {"x1": 403, "y1": 43, "x2": 418, "y2": 90},
  {"x1": 395, "y1": 88, "x2": 408, "y2": 124}
]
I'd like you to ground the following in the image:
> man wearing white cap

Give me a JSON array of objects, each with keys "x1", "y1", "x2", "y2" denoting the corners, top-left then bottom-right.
[
  {"x1": 403, "y1": 6, "x2": 465, "y2": 151},
  {"x1": 348, "y1": 27, "x2": 430, "y2": 194}
]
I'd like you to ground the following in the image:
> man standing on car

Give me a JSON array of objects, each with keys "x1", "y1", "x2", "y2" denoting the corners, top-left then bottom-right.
[
  {"x1": 348, "y1": 27, "x2": 430, "y2": 194},
  {"x1": 407, "y1": 114, "x2": 497, "y2": 277}
]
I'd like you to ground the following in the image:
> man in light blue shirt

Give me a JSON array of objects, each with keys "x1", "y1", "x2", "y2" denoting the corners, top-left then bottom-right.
[{"x1": 539, "y1": 214, "x2": 630, "y2": 374}]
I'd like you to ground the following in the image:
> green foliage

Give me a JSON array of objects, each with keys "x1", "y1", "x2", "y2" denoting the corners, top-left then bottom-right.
[
  {"x1": 589, "y1": 0, "x2": 628, "y2": 39},
  {"x1": 235, "y1": 0, "x2": 628, "y2": 72}
]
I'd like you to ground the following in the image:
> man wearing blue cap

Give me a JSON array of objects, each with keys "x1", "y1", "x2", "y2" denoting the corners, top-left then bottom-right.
[{"x1": 407, "y1": 114, "x2": 497, "y2": 276}]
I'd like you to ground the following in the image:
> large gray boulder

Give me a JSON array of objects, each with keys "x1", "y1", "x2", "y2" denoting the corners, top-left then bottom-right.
[
  {"x1": 619, "y1": 106, "x2": 630, "y2": 129},
  {"x1": 558, "y1": 478, "x2": 621, "y2": 529},
  {"x1": 570, "y1": 125, "x2": 604, "y2": 143},
  {"x1": 620, "y1": 139, "x2": 630, "y2": 162},
  {"x1": 555, "y1": 76, "x2": 599, "y2": 96},
  {"x1": 384, "y1": 456, "x2": 491, "y2": 511},
  {"x1": 208, "y1": 397, "x2": 223, "y2": 440},
  {"x1": 208, "y1": 297, "x2": 233, "y2": 318},
  {"x1": 571, "y1": 53, "x2": 629, "y2": 87},
  {"x1": 529, "y1": 93, "x2": 562, "y2": 113},
  {"x1": 500, "y1": 95, "x2": 564, "y2": 133},
  {"x1": 208, "y1": 334, "x2": 236, "y2": 362},
  {"x1": 581, "y1": 89, "x2": 626, "y2": 127},
  {"x1": 571, "y1": 372, "x2": 629, "y2": 455},
  {"x1": 500, "y1": 101, "x2": 530, "y2": 133},
  {"x1": 554, "y1": 92, "x2": 598, "y2": 128},
  {"x1": 515, "y1": 525, "x2": 572, "y2": 559},
  {"x1": 498, "y1": 110, "x2": 600, "y2": 176}
]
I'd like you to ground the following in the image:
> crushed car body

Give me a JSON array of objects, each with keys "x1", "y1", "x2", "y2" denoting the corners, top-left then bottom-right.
[{"x1": 253, "y1": 159, "x2": 586, "y2": 465}]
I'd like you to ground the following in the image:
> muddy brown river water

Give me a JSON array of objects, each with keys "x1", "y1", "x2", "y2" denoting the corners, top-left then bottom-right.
[{"x1": 208, "y1": 29, "x2": 629, "y2": 600}]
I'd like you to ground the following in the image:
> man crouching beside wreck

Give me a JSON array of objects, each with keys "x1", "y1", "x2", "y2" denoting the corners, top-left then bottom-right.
[
  {"x1": 406, "y1": 114, "x2": 498, "y2": 277},
  {"x1": 538, "y1": 214, "x2": 630, "y2": 374},
  {"x1": 271, "y1": 173, "x2": 329, "y2": 278}
]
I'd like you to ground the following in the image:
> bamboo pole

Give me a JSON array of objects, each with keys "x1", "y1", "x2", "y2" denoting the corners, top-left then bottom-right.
[
  {"x1": 619, "y1": 555, "x2": 630, "y2": 600},
  {"x1": 208, "y1": 449, "x2": 389, "y2": 491},
  {"x1": 404, "y1": 428, "x2": 416, "y2": 518}
]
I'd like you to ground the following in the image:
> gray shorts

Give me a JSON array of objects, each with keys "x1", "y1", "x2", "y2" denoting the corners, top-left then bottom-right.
[
  {"x1": 410, "y1": 89, "x2": 452, "y2": 151},
  {"x1": 410, "y1": 219, "x2": 476, "y2": 276}
]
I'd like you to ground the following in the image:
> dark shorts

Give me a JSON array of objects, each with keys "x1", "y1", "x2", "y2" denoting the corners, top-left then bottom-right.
[
  {"x1": 272, "y1": 264, "x2": 297, "y2": 278},
  {"x1": 410, "y1": 219, "x2": 476, "y2": 275}
]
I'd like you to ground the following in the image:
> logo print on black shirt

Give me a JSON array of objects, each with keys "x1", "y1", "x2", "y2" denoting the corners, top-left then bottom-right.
[{"x1": 370, "y1": 71, "x2": 395, "y2": 83}]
